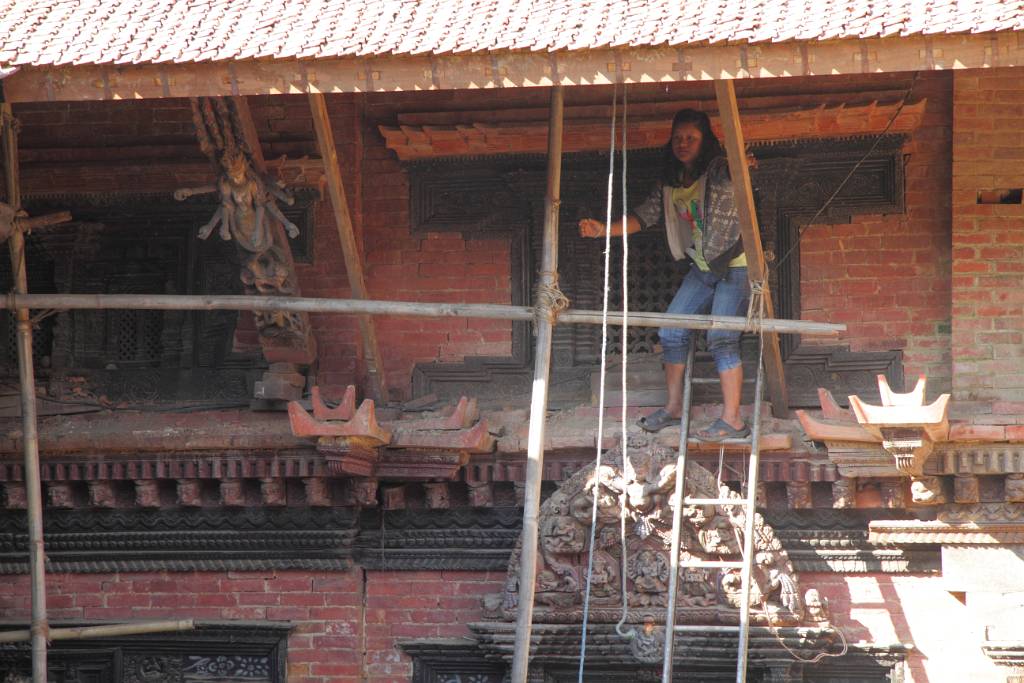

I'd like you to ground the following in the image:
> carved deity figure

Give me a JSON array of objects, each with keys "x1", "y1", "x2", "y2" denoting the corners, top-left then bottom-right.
[
  {"x1": 629, "y1": 550, "x2": 670, "y2": 595},
  {"x1": 176, "y1": 97, "x2": 310, "y2": 350},
  {"x1": 804, "y1": 588, "x2": 831, "y2": 623}
]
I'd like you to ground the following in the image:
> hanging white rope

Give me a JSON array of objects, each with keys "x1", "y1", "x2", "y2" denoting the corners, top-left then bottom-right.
[
  {"x1": 614, "y1": 82, "x2": 634, "y2": 641},
  {"x1": 576, "y1": 80, "x2": 619, "y2": 683}
]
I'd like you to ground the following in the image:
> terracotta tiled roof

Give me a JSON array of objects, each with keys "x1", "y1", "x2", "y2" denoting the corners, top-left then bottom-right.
[{"x1": 0, "y1": 0, "x2": 1022, "y2": 66}]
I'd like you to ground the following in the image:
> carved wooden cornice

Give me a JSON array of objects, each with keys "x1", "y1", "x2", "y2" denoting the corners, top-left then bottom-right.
[
  {"x1": 381, "y1": 99, "x2": 926, "y2": 161},
  {"x1": 869, "y1": 504, "x2": 1024, "y2": 545},
  {"x1": 0, "y1": 506, "x2": 359, "y2": 574},
  {"x1": 469, "y1": 621, "x2": 843, "y2": 669},
  {"x1": 356, "y1": 508, "x2": 522, "y2": 571}
]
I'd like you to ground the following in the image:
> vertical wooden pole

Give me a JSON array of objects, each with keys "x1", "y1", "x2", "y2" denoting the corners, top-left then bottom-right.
[
  {"x1": 2, "y1": 100, "x2": 48, "y2": 683},
  {"x1": 713, "y1": 80, "x2": 789, "y2": 417},
  {"x1": 308, "y1": 93, "x2": 387, "y2": 402},
  {"x1": 510, "y1": 84, "x2": 564, "y2": 683}
]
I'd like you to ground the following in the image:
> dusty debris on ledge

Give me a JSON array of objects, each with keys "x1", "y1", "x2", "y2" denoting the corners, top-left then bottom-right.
[{"x1": 498, "y1": 401, "x2": 799, "y2": 453}]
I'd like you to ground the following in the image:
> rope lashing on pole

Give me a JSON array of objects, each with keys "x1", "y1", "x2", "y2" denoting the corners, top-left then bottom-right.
[
  {"x1": 745, "y1": 279, "x2": 767, "y2": 334},
  {"x1": 534, "y1": 269, "x2": 570, "y2": 327}
]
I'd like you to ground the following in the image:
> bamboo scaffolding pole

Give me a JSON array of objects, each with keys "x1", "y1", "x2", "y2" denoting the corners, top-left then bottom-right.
[
  {"x1": 309, "y1": 92, "x2": 388, "y2": 401},
  {"x1": 2, "y1": 101, "x2": 48, "y2": 683},
  {"x1": 1, "y1": 293, "x2": 844, "y2": 337},
  {"x1": 714, "y1": 79, "x2": 789, "y2": 417},
  {"x1": 0, "y1": 620, "x2": 195, "y2": 644},
  {"x1": 510, "y1": 84, "x2": 563, "y2": 683}
]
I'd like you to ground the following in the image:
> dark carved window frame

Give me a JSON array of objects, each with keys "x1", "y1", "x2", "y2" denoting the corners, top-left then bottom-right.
[
  {"x1": 399, "y1": 640, "x2": 905, "y2": 682},
  {"x1": 0, "y1": 190, "x2": 319, "y2": 404},
  {"x1": 0, "y1": 621, "x2": 291, "y2": 683},
  {"x1": 400, "y1": 641, "x2": 506, "y2": 683},
  {"x1": 406, "y1": 136, "x2": 906, "y2": 408}
]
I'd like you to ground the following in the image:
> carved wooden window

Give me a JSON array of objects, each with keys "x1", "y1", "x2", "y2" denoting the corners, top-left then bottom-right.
[
  {"x1": 408, "y1": 136, "x2": 907, "y2": 408},
  {"x1": 0, "y1": 623, "x2": 289, "y2": 683},
  {"x1": 0, "y1": 191, "x2": 317, "y2": 404},
  {"x1": 401, "y1": 642, "x2": 506, "y2": 683}
]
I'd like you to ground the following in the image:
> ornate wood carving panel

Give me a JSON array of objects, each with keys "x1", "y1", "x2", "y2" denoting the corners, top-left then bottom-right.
[
  {"x1": 407, "y1": 137, "x2": 906, "y2": 407},
  {"x1": 0, "y1": 624, "x2": 290, "y2": 683},
  {"x1": 0, "y1": 506, "x2": 358, "y2": 573}
]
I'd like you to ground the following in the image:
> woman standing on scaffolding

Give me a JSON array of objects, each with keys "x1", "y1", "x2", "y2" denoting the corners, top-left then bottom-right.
[{"x1": 579, "y1": 108, "x2": 751, "y2": 441}]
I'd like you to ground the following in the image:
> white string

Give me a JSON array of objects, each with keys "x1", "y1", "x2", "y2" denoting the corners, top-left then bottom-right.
[
  {"x1": 716, "y1": 445, "x2": 726, "y2": 489},
  {"x1": 614, "y1": 82, "x2": 633, "y2": 641},
  {"x1": 577, "y1": 80, "x2": 618, "y2": 683},
  {"x1": 731, "y1": 503, "x2": 850, "y2": 665}
]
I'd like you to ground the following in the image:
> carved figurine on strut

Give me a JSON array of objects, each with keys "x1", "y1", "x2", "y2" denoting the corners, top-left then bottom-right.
[
  {"x1": 177, "y1": 98, "x2": 300, "y2": 254},
  {"x1": 175, "y1": 96, "x2": 311, "y2": 347}
]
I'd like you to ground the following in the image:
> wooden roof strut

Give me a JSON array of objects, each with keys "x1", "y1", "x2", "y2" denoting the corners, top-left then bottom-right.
[
  {"x1": 310, "y1": 92, "x2": 388, "y2": 401},
  {"x1": 714, "y1": 79, "x2": 790, "y2": 418}
]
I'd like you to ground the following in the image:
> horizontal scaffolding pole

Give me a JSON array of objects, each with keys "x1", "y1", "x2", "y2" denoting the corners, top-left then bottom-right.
[
  {"x1": 0, "y1": 620, "x2": 195, "y2": 643},
  {"x1": 3, "y1": 294, "x2": 844, "y2": 336}
]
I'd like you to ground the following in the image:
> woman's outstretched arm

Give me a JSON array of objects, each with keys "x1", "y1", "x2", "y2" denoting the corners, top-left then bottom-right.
[{"x1": 578, "y1": 215, "x2": 642, "y2": 238}]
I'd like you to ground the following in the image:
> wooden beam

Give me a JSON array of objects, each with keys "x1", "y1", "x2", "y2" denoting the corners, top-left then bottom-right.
[
  {"x1": 713, "y1": 79, "x2": 789, "y2": 417},
  {"x1": 0, "y1": 620, "x2": 195, "y2": 644},
  {"x1": 308, "y1": 93, "x2": 387, "y2": 401},
  {"x1": 1, "y1": 32, "x2": 1017, "y2": 103}
]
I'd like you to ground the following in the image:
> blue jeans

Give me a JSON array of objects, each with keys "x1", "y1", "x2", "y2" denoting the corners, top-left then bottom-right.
[{"x1": 659, "y1": 266, "x2": 750, "y2": 372}]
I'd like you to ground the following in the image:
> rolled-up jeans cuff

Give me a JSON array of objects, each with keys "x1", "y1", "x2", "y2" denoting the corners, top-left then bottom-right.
[
  {"x1": 713, "y1": 351, "x2": 743, "y2": 373},
  {"x1": 662, "y1": 345, "x2": 688, "y2": 366}
]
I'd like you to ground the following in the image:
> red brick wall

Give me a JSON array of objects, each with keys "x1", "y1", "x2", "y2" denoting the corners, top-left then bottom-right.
[
  {"x1": 360, "y1": 93, "x2": 517, "y2": 399},
  {"x1": 950, "y1": 67, "x2": 1024, "y2": 418},
  {"x1": 1, "y1": 569, "x2": 504, "y2": 683},
  {"x1": 798, "y1": 72, "x2": 953, "y2": 396}
]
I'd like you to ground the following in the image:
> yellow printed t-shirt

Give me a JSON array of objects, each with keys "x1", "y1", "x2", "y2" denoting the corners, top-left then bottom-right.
[{"x1": 671, "y1": 183, "x2": 746, "y2": 271}]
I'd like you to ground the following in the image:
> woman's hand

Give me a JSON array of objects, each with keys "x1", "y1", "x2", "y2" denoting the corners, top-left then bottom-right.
[{"x1": 578, "y1": 218, "x2": 605, "y2": 238}]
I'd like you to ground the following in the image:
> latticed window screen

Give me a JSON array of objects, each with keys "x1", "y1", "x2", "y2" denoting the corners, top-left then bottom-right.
[
  {"x1": 112, "y1": 309, "x2": 163, "y2": 363},
  {"x1": 605, "y1": 232, "x2": 688, "y2": 355}
]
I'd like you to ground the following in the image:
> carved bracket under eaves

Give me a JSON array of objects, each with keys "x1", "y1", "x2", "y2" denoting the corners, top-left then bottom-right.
[{"x1": 848, "y1": 375, "x2": 950, "y2": 477}]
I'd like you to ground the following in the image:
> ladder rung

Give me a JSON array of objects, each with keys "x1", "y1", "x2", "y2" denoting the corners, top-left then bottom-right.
[
  {"x1": 679, "y1": 559, "x2": 745, "y2": 568},
  {"x1": 690, "y1": 378, "x2": 756, "y2": 385},
  {"x1": 673, "y1": 625, "x2": 741, "y2": 633},
  {"x1": 683, "y1": 497, "x2": 751, "y2": 506}
]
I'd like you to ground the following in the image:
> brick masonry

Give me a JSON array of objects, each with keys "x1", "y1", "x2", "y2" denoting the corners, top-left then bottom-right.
[
  {"x1": 1, "y1": 569, "x2": 504, "y2": 683},
  {"x1": 951, "y1": 68, "x2": 1024, "y2": 418},
  {"x1": 804, "y1": 572, "x2": 1006, "y2": 683},
  {"x1": 2, "y1": 568, "x2": 1010, "y2": 682},
  {"x1": 799, "y1": 72, "x2": 953, "y2": 398}
]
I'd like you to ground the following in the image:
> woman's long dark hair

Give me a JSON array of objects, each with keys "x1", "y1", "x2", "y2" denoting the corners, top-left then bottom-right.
[{"x1": 660, "y1": 108, "x2": 724, "y2": 187}]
